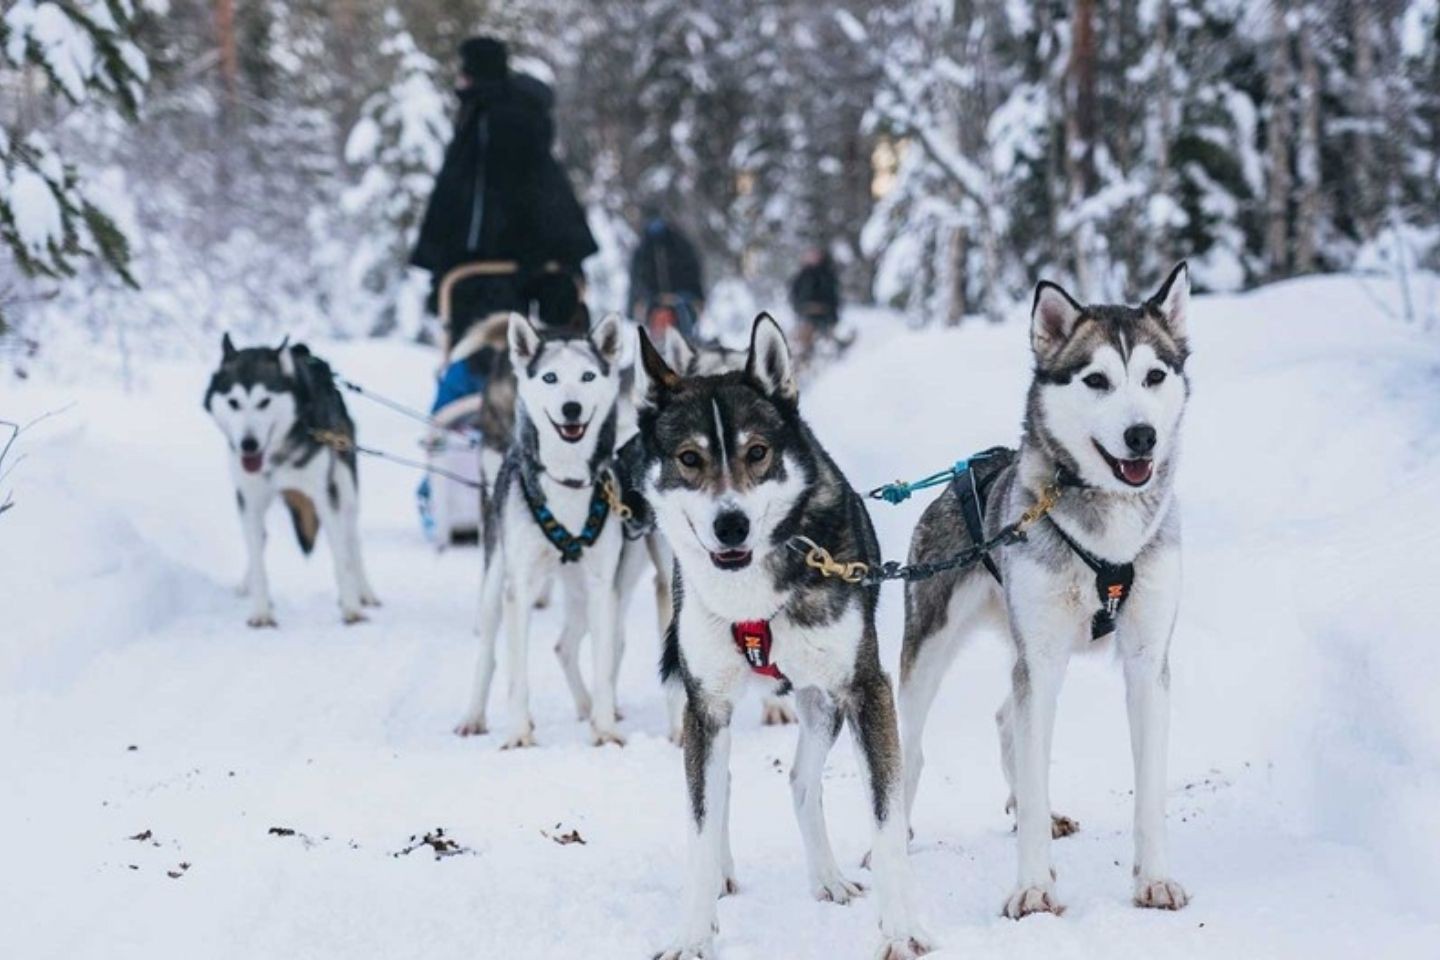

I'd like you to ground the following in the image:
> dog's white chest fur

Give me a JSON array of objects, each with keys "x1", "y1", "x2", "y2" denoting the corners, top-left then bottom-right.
[{"x1": 677, "y1": 579, "x2": 862, "y2": 695}]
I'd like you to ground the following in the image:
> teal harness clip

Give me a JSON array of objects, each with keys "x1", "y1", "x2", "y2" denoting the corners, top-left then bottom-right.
[{"x1": 868, "y1": 450, "x2": 998, "y2": 505}]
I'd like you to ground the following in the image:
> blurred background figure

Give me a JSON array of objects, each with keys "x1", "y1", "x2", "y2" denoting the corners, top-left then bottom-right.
[
  {"x1": 789, "y1": 245, "x2": 845, "y2": 363},
  {"x1": 629, "y1": 210, "x2": 705, "y2": 339}
]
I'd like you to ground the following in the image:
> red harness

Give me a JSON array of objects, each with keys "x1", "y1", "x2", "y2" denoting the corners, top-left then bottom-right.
[{"x1": 731, "y1": 619, "x2": 786, "y2": 681}]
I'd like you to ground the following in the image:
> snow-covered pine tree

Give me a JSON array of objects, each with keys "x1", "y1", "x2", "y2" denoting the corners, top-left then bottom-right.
[
  {"x1": 0, "y1": 0, "x2": 148, "y2": 326},
  {"x1": 340, "y1": 13, "x2": 450, "y2": 338}
]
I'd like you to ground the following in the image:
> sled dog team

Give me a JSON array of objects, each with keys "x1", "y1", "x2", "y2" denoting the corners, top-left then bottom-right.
[{"x1": 206, "y1": 263, "x2": 1194, "y2": 958}]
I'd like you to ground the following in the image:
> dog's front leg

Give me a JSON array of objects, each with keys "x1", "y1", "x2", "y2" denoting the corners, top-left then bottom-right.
[
  {"x1": 792, "y1": 687, "x2": 862, "y2": 903},
  {"x1": 455, "y1": 554, "x2": 504, "y2": 737},
  {"x1": 585, "y1": 580, "x2": 624, "y2": 746},
  {"x1": 657, "y1": 698, "x2": 732, "y2": 960},
  {"x1": 238, "y1": 487, "x2": 276, "y2": 627},
  {"x1": 501, "y1": 576, "x2": 537, "y2": 749},
  {"x1": 1004, "y1": 638, "x2": 1069, "y2": 919},
  {"x1": 1122, "y1": 648, "x2": 1187, "y2": 910},
  {"x1": 846, "y1": 670, "x2": 933, "y2": 959}
]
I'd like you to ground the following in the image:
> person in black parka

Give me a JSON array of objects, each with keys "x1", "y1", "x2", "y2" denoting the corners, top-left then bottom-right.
[{"x1": 412, "y1": 38, "x2": 597, "y2": 353}]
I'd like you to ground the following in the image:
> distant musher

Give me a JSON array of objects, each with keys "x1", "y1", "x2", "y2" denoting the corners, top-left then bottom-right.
[
  {"x1": 789, "y1": 245, "x2": 847, "y2": 363},
  {"x1": 628, "y1": 211, "x2": 704, "y2": 339}
]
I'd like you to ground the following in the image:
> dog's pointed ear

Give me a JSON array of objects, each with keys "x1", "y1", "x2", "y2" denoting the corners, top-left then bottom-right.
[
  {"x1": 1031, "y1": 281, "x2": 1084, "y2": 358},
  {"x1": 278, "y1": 339, "x2": 296, "y2": 378},
  {"x1": 746, "y1": 313, "x2": 797, "y2": 402},
  {"x1": 662, "y1": 327, "x2": 697, "y2": 375},
  {"x1": 634, "y1": 326, "x2": 681, "y2": 411},
  {"x1": 221, "y1": 332, "x2": 237, "y2": 361},
  {"x1": 507, "y1": 312, "x2": 542, "y2": 367},
  {"x1": 590, "y1": 312, "x2": 623, "y2": 366},
  {"x1": 1149, "y1": 261, "x2": 1190, "y2": 340}
]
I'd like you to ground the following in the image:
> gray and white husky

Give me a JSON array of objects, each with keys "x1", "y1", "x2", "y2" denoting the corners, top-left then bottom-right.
[
  {"x1": 899, "y1": 263, "x2": 1193, "y2": 918},
  {"x1": 204, "y1": 335, "x2": 379, "y2": 627},
  {"x1": 657, "y1": 328, "x2": 799, "y2": 731},
  {"x1": 455, "y1": 312, "x2": 628, "y2": 749},
  {"x1": 636, "y1": 315, "x2": 932, "y2": 960}
]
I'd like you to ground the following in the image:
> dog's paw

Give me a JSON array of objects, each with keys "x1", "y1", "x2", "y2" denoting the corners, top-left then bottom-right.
[
  {"x1": 760, "y1": 696, "x2": 797, "y2": 725},
  {"x1": 653, "y1": 941, "x2": 713, "y2": 960},
  {"x1": 360, "y1": 592, "x2": 382, "y2": 608},
  {"x1": 246, "y1": 610, "x2": 278, "y2": 629},
  {"x1": 813, "y1": 872, "x2": 866, "y2": 904},
  {"x1": 591, "y1": 725, "x2": 626, "y2": 748},
  {"x1": 1134, "y1": 877, "x2": 1189, "y2": 911},
  {"x1": 341, "y1": 609, "x2": 368, "y2": 625},
  {"x1": 500, "y1": 722, "x2": 536, "y2": 750},
  {"x1": 453, "y1": 716, "x2": 488, "y2": 737},
  {"x1": 1002, "y1": 884, "x2": 1063, "y2": 920},
  {"x1": 1051, "y1": 814, "x2": 1080, "y2": 838},
  {"x1": 573, "y1": 698, "x2": 593, "y2": 722},
  {"x1": 717, "y1": 874, "x2": 738, "y2": 898},
  {"x1": 875, "y1": 935, "x2": 934, "y2": 960}
]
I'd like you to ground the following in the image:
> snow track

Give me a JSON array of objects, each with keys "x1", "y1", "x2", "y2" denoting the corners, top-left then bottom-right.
[{"x1": 3, "y1": 276, "x2": 1438, "y2": 957}]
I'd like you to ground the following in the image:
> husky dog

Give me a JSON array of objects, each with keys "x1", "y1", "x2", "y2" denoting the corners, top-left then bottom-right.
[
  {"x1": 655, "y1": 328, "x2": 799, "y2": 731},
  {"x1": 455, "y1": 313, "x2": 627, "y2": 748},
  {"x1": 204, "y1": 335, "x2": 379, "y2": 626},
  {"x1": 898, "y1": 264, "x2": 1192, "y2": 918},
  {"x1": 636, "y1": 315, "x2": 931, "y2": 960}
]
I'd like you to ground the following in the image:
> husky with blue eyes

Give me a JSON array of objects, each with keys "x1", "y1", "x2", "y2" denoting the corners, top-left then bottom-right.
[
  {"x1": 899, "y1": 263, "x2": 1193, "y2": 920},
  {"x1": 203, "y1": 335, "x2": 379, "y2": 627},
  {"x1": 455, "y1": 312, "x2": 629, "y2": 749}
]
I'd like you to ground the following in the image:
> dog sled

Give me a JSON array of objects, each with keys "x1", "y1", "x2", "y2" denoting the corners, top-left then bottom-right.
[{"x1": 417, "y1": 262, "x2": 519, "y2": 546}]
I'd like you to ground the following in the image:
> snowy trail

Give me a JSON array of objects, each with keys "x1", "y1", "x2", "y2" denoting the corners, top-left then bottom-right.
[{"x1": 4, "y1": 277, "x2": 1439, "y2": 958}]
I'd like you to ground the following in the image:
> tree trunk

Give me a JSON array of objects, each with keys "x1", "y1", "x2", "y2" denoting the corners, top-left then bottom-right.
[
  {"x1": 1351, "y1": 1, "x2": 1379, "y2": 239},
  {"x1": 214, "y1": 0, "x2": 238, "y2": 114},
  {"x1": 1066, "y1": 0, "x2": 1099, "y2": 295},
  {"x1": 1294, "y1": 6, "x2": 1322, "y2": 273},
  {"x1": 1264, "y1": 0, "x2": 1294, "y2": 278}
]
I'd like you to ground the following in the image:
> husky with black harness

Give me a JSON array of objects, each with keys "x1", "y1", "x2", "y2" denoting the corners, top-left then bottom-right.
[
  {"x1": 454, "y1": 312, "x2": 628, "y2": 749},
  {"x1": 635, "y1": 315, "x2": 931, "y2": 960},
  {"x1": 897, "y1": 263, "x2": 1193, "y2": 919},
  {"x1": 204, "y1": 335, "x2": 380, "y2": 628}
]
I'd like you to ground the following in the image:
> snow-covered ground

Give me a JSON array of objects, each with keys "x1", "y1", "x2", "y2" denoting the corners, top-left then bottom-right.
[{"x1": 3, "y1": 275, "x2": 1439, "y2": 958}]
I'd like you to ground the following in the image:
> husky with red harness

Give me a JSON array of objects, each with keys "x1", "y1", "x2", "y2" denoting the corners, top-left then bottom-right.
[{"x1": 634, "y1": 315, "x2": 931, "y2": 960}]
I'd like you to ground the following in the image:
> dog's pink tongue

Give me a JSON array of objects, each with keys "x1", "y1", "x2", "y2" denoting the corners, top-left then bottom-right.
[
  {"x1": 241, "y1": 453, "x2": 264, "y2": 473},
  {"x1": 1120, "y1": 459, "x2": 1153, "y2": 485}
]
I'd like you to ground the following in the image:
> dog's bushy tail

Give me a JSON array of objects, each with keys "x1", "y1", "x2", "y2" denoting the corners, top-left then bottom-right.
[{"x1": 281, "y1": 489, "x2": 320, "y2": 555}]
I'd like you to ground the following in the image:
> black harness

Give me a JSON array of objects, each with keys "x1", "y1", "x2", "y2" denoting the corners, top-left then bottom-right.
[
  {"x1": 519, "y1": 469, "x2": 611, "y2": 563},
  {"x1": 954, "y1": 449, "x2": 1134, "y2": 641}
]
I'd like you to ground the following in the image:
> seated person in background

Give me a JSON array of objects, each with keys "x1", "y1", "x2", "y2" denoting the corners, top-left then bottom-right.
[{"x1": 628, "y1": 210, "x2": 705, "y2": 338}]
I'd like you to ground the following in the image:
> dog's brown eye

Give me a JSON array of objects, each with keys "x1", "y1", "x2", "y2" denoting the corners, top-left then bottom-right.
[
  {"x1": 1082, "y1": 372, "x2": 1110, "y2": 391},
  {"x1": 746, "y1": 443, "x2": 768, "y2": 464},
  {"x1": 678, "y1": 450, "x2": 703, "y2": 470},
  {"x1": 228, "y1": 398, "x2": 240, "y2": 410},
  {"x1": 1144, "y1": 369, "x2": 1167, "y2": 387}
]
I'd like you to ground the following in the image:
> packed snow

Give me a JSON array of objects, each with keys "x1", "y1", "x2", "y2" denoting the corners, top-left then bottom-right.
[{"x1": 3, "y1": 275, "x2": 1439, "y2": 958}]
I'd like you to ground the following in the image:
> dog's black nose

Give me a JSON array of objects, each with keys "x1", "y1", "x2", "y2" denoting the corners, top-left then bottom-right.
[
  {"x1": 1124, "y1": 424, "x2": 1156, "y2": 456},
  {"x1": 240, "y1": 436, "x2": 259, "y2": 454},
  {"x1": 713, "y1": 510, "x2": 750, "y2": 547},
  {"x1": 561, "y1": 401, "x2": 583, "y2": 422}
]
